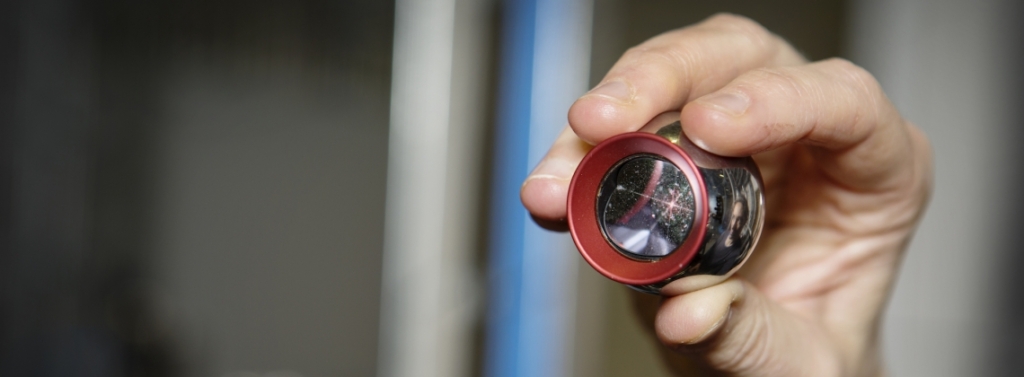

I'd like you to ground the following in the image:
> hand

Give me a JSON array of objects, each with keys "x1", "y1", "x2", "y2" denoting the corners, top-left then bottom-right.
[{"x1": 520, "y1": 14, "x2": 932, "y2": 376}]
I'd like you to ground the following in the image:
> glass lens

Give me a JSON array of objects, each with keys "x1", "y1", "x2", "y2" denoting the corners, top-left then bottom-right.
[{"x1": 597, "y1": 156, "x2": 695, "y2": 258}]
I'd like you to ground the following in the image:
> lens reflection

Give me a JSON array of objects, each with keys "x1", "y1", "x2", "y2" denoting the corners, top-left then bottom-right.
[{"x1": 598, "y1": 156, "x2": 695, "y2": 258}]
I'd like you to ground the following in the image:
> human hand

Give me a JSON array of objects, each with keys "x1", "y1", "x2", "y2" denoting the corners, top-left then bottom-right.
[{"x1": 520, "y1": 14, "x2": 933, "y2": 376}]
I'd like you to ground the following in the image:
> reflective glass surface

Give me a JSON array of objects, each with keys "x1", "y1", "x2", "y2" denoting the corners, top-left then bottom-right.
[{"x1": 597, "y1": 156, "x2": 695, "y2": 258}]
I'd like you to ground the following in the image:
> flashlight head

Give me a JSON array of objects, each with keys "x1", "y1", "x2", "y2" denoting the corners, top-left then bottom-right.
[{"x1": 567, "y1": 112, "x2": 764, "y2": 294}]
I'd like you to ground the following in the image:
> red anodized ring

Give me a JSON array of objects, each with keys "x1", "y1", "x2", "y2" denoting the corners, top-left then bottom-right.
[{"x1": 567, "y1": 132, "x2": 709, "y2": 286}]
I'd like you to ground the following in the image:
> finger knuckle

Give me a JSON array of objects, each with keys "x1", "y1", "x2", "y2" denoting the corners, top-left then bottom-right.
[
  {"x1": 705, "y1": 13, "x2": 764, "y2": 33},
  {"x1": 703, "y1": 13, "x2": 773, "y2": 46},
  {"x1": 624, "y1": 42, "x2": 681, "y2": 63},
  {"x1": 825, "y1": 57, "x2": 884, "y2": 102},
  {"x1": 621, "y1": 44, "x2": 659, "y2": 66},
  {"x1": 620, "y1": 45, "x2": 694, "y2": 79},
  {"x1": 822, "y1": 58, "x2": 891, "y2": 136},
  {"x1": 745, "y1": 67, "x2": 804, "y2": 97},
  {"x1": 620, "y1": 45, "x2": 657, "y2": 69}
]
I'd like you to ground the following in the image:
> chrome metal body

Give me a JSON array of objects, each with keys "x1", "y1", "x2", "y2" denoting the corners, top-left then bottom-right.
[{"x1": 619, "y1": 116, "x2": 764, "y2": 294}]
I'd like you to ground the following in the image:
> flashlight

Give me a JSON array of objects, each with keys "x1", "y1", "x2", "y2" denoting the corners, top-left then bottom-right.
[{"x1": 567, "y1": 112, "x2": 765, "y2": 294}]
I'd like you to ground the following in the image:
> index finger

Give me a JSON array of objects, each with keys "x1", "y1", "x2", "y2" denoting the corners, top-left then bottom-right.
[
  {"x1": 568, "y1": 13, "x2": 805, "y2": 145},
  {"x1": 523, "y1": 14, "x2": 804, "y2": 221}
]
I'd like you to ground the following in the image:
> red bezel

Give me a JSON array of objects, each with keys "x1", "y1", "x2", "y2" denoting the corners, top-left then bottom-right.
[{"x1": 567, "y1": 133, "x2": 709, "y2": 285}]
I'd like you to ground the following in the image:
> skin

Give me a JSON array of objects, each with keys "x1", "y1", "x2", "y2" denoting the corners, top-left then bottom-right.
[{"x1": 519, "y1": 14, "x2": 933, "y2": 377}]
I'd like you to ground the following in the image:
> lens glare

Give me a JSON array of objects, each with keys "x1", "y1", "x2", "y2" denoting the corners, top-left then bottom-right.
[{"x1": 597, "y1": 156, "x2": 695, "y2": 258}]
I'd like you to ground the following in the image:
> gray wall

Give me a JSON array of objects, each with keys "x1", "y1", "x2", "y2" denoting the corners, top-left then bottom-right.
[
  {"x1": 1, "y1": 1, "x2": 393, "y2": 376},
  {"x1": 847, "y1": 0, "x2": 1023, "y2": 375}
]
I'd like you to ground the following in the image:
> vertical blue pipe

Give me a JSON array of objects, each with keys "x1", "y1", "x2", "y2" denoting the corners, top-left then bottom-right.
[
  {"x1": 485, "y1": 0, "x2": 536, "y2": 376},
  {"x1": 487, "y1": 0, "x2": 588, "y2": 376}
]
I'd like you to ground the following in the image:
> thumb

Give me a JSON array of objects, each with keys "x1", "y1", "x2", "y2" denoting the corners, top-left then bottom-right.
[{"x1": 654, "y1": 279, "x2": 837, "y2": 376}]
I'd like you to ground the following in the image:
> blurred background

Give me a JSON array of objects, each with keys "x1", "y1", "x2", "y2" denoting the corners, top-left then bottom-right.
[{"x1": 1, "y1": 0, "x2": 1022, "y2": 376}]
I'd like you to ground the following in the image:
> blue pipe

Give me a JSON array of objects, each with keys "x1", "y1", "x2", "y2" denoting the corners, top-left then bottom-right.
[{"x1": 486, "y1": 0, "x2": 584, "y2": 376}]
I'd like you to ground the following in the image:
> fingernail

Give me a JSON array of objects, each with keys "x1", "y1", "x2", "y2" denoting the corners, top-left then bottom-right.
[
  {"x1": 523, "y1": 158, "x2": 576, "y2": 186},
  {"x1": 700, "y1": 91, "x2": 750, "y2": 116},
  {"x1": 587, "y1": 80, "x2": 632, "y2": 102}
]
